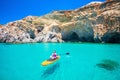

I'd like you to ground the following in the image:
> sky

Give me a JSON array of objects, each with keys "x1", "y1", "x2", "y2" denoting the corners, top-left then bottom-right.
[{"x1": 0, "y1": 0, "x2": 105, "y2": 24}]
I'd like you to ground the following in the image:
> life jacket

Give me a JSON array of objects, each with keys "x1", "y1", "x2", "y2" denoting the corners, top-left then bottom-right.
[{"x1": 53, "y1": 53, "x2": 57, "y2": 57}]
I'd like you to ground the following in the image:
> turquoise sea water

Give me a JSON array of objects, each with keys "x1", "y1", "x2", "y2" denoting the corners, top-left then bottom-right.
[{"x1": 0, "y1": 43, "x2": 120, "y2": 80}]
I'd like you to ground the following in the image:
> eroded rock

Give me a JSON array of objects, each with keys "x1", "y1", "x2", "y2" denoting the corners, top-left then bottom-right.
[{"x1": 0, "y1": 0, "x2": 120, "y2": 43}]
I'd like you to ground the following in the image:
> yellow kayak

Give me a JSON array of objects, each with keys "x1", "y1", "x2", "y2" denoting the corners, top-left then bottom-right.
[{"x1": 41, "y1": 56, "x2": 60, "y2": 66}]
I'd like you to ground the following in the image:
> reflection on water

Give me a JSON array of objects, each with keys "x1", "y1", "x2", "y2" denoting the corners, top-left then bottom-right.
[{"x1": 41, "y1": 63, "x2": 60, "y2": 78}]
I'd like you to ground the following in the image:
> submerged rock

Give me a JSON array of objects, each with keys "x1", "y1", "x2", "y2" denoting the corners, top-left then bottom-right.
[
  {"x1": 0, "y1": 0, "x2": 120, "y2": 43},
  {"x1": 96, "y1": 59, "x2": 119, "y2": 71}
]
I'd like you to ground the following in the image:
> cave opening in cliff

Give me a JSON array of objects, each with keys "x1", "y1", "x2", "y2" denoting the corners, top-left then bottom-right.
[
  {"x1": 63, "y1": 32, "x2": 80, "y2": 42},
  {"x1": 102, "y1": 32, "x2": 120, "y2": 43},
  {"x1": 26, "y1": 28, "x2": 36, "y2": 39}
]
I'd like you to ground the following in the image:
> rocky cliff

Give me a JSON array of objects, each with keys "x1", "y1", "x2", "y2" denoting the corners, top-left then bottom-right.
[{"x1": 0, "y1": 0, "x2": 120, "y2": 43}]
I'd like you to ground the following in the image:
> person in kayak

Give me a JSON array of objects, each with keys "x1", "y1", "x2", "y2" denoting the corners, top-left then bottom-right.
[{"x1": 50, "y1": 51, "x2": 57, "y2": 60}]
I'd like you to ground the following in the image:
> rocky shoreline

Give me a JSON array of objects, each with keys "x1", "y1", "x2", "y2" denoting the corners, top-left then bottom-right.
[{"x1": 0, "y1": 0, "x2": 120, "y2": 43}]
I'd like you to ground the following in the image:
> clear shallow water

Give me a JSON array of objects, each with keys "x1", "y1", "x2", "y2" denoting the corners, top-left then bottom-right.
[{"x1": 0, "y1": 43, "x2": 120, "y2": 80}]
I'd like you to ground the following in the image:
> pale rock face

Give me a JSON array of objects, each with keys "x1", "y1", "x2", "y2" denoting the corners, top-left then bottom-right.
[
  {"x1": 0, "y1": 0, "x2": 120, "y2": 43},
  {"x1": 60, "y1": 21, "x2": 94, "y2": 42},
  {"x1": 34, "y1": 31, "x2": 62, "y2": 42}
]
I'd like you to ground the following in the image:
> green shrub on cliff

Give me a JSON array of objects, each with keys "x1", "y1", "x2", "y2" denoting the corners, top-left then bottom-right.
[{"x1": 51, "y1": 15, "x2": 72, "y2": 22}]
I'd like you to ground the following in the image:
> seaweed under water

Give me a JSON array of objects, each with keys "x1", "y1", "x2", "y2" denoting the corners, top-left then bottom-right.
[{"x1": 96, "y1": 59, "x2": 119, "y2": 71}]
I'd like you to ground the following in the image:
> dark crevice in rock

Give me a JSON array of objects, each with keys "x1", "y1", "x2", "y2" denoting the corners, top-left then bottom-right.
[
  {"x1": 49, "y1": 34, "x2": 56, "y2": 39},
  {"x1": 102, "y1": 32, "x2": 120, "y2": 43},
  {"x1": 36, "y1": 25, "x2": 44, "y2": 33},
  {"x1": 62, "y1": 32, "x2": 80, "y2": 42},
  {"x1": 26, "y1": 28, "x2": 35, "y2": 39},
  {"x1": 50, "y1": 26, "x2": 61, "y2": 33},
  {"x1": 62, "y1": 31, "x2": 94, "y2": 42}
]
